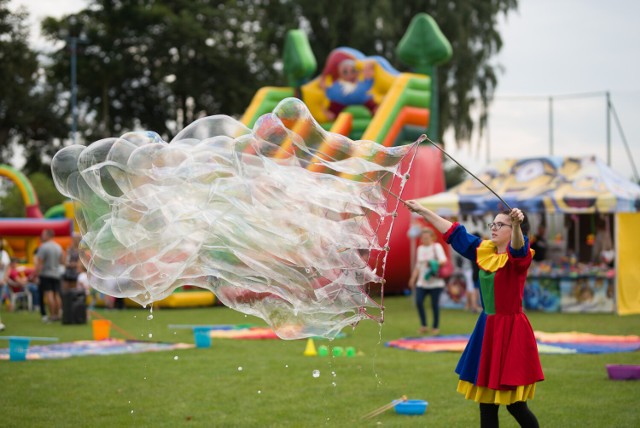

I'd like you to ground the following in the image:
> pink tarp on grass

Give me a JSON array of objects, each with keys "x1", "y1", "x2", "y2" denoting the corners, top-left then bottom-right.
[{"x1": 386, "y1": 331, "x2": 640, "y2": 354}]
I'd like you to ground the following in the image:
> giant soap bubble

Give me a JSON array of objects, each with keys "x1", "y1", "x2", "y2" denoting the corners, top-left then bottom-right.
[{"x1": 52, "y1": 98, "x2": 417, "y2": 339}]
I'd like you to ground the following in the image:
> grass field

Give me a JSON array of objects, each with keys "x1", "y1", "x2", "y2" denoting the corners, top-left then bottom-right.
[{"x1": 1, "y1": 296, "x2": 639, "y2": 427}]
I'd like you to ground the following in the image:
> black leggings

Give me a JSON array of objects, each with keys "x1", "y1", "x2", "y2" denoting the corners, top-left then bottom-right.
[{"x1": 479, "y1": 401, "x2": 539, "y2": 428}]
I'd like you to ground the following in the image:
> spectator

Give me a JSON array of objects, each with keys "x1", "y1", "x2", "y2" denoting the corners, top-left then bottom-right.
[
  {"x1": 7, "y1": 258, "x2": 40, "y2": 311},
  {"x1": 0, "y1": 239, "x2": 9, "y2": 330},
  {"x1": 530, "y1": 224, "x2": 548, "y2": 262},
  {"x1": 34, "y1": 229, "x2": 65, "y2": 322},
  {"x1": 31, "y1": 246, "x2": 47, "y2": 319},
  {"x1": 408, "y1": 228, "x2": 448, "y2": 335},
  {"x1": 62, "y1": 234, "x2": 81, "y2": 290},
  {"x1": 592, "y1": 218, "x2": 614, "y2": 266}
]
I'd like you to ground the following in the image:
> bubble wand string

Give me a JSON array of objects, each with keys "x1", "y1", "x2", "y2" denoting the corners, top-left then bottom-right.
[
  {"x1": 380, "y1": 134, "x2": 425, "y2": 205},
  {"x1": 420, "y1": 134, "x2": 512, "y2": 211},
  {"x1": 384, "y1": 188, "x2": 406, "y2": 204}
]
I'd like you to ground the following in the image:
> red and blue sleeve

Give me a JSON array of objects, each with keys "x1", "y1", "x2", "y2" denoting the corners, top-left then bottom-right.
[
  {"x1": 508, "y1": 236, "x2": 533, "y2": 271},
  {"x1": 443, "y1": 222, "x2": 482, "y2": 262}
]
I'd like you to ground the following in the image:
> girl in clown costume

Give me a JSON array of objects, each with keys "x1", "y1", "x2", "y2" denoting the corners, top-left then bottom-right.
[{"x1": 404, "y1": 200, "x2": 543, "y2": 428}]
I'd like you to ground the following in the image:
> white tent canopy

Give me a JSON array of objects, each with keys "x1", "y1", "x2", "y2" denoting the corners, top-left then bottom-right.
[{"x1": 417, "y1": 155, "x2": 640, "y2": 215}]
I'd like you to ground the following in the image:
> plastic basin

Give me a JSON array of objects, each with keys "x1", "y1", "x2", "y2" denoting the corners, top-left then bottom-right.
[
  {"x1": 395, "y1": 399, "x2": 428, "y2": 415},
  {"x1": 606, "y1": 364, "x2": 640, "y2": 380}
]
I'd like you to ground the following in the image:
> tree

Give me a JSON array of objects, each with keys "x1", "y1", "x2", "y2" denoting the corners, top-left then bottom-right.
[
  {"x1": 41, "y1": 0, "x2": 296, "y2": 142},
  {"x1": 0, "y1": 0, "x2": 67, "y2": 174},
  {"x1": 34, "y1": 0, "x2": 515, "y2": 151}
]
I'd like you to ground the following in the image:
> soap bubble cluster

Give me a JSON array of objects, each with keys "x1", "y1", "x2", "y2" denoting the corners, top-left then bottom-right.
[{"x1": 52, "y1": 98, "x2": 416, "y2": 339}]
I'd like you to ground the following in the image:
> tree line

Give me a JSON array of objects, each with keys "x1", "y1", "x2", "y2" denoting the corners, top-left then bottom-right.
[{"x1": 0, "y1": 0, "x2": 517, "y2": 214}]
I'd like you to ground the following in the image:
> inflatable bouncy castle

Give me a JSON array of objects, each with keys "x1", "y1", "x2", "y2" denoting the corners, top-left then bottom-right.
[
  {"x1": 241, "y1": 14, "x2": 452, "y2": 292},
  {"x1": 0, "y1": 164, "x2": 74, "y2": 264}
]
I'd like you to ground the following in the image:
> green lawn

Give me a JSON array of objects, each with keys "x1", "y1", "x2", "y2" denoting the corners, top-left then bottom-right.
[{"x1": 1, "y1": 297, "x2": 639, "y2": 427}]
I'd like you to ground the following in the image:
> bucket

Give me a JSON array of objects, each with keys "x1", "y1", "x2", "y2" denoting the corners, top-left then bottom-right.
[
  {"x1": 9, "y1": 337, "x2": 30, "y2": 361},
  {"x1": 606, "y1": 364, "x2": 640, "y2": 380},
  {"x1": 193, "y1": 327, "x2": 212, "y2": 348},
  {"x1": 92, "y1": 319, "x2": 112, "y2": 340},
  {"x1": 395, "y1": 399, "x2": 428, "y2": 415}
]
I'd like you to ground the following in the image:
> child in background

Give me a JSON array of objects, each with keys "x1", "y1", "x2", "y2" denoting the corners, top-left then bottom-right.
[
  {"x1": 76, "y1": 263, "x2": 96, "y2": 318},
  {"x1": 1, "y1": 240, "x2": 11, "y2": 325}
]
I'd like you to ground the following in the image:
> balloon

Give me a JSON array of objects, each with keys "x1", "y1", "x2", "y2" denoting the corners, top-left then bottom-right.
[{"x1": 51, "y1": 98, "x2": 417, "y2": 339}]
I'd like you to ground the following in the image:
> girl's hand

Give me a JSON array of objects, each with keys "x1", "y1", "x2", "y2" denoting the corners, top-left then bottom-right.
[
  {"x1": 403, "y1": 200, "x2": 424, "y2": 214},
  {"x1": 510, "y1": 208, "x2": 524, "y2": 225}
]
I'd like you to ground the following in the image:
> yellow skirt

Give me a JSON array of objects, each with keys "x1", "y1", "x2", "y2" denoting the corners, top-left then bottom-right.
[{"x1": 457, "y1": 380, "x2": 536, "y2": 405}]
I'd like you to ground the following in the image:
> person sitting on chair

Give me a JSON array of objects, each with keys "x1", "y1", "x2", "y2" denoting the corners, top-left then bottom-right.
[{"x1": 7, "y1": 259, "x2": 39, "y2": 311}]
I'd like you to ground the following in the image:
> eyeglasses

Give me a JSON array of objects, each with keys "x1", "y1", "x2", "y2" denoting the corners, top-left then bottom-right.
[{"x1": 487, "y1": 222, "x2": 512, "y2": 230}]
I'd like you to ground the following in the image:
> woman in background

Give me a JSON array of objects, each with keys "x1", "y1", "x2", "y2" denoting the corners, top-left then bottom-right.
[{"x1": 408, "y1": 228, "x2": 448, "y2": 335}]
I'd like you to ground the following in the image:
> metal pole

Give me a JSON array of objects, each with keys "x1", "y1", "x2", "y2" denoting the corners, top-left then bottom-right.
[
  {"x1": 70, "y1": 37, "x2": 78, "y2": 144},
  {"x1": 486, "y1": 110, "x2": 491, "y2": 163},
  {"x1": 606, "y1": 91, "x2": 611, "y2": 166},
  {"x1": 549, "y1": 96, "x2": 554, "y2": 156},
  {"x1": 574, "y1": 218, "x2": 579, "y2": 265},
  {"x1": 609, "y1": 100, "x2": 640, "y2": 181}
]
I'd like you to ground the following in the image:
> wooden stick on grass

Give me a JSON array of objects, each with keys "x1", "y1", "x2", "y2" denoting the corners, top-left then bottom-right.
[{"x1": 361, "y1": 395, "x2": 407, "y2": 419}]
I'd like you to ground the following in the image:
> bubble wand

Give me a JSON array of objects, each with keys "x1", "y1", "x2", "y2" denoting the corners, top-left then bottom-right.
[{"x1": 419, "y1": 134, "x2": 512, "y2": 211}]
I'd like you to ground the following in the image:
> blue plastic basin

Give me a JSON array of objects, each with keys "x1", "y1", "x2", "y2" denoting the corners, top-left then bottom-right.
[{"x1": 395, "y1": 399, "x2": 428, "y2": 415}]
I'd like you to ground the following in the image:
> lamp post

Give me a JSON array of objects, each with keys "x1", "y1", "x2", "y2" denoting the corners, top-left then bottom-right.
[
  {"x1": 69, "y1": 35, "x2": 78, "y2": 144},
  {"x1": 64, "y1": 16, "x2": 85, "y2": 144}
]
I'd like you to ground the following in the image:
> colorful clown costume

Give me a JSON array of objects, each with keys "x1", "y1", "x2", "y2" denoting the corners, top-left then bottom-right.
[{"x1": 443, "y1": 223, "x2": 544, "y2": 405}]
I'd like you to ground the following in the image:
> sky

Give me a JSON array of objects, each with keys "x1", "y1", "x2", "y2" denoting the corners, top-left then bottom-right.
[
  {"x1": 462, "y1": 0, "x2": 640, "y2": 182},
  {"x1": 9, "y1": 0, "x2": 640, "y2": 181}
]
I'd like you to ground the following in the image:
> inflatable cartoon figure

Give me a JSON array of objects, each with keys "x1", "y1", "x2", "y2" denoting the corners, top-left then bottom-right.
[{"x1": 321, "y1": 52, "x2": 378, "y2": 120}]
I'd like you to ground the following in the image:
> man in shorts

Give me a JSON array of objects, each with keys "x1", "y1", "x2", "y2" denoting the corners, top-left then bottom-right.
[{"x1": 34, "y1": 229, "x2": 64, "y2": 322}]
